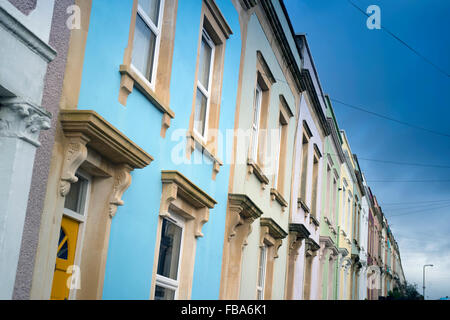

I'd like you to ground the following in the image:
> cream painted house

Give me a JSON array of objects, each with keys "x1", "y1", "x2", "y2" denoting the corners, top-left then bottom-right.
[{"x1": 219, "y1": 0, "x2": 302, "y2": 300}]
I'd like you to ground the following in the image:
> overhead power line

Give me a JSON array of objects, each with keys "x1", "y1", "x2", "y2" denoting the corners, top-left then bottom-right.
[
  {"x1": 330, "y1": 98, "x2": 450, "y2": 139},
  {"x1": 388, "y1": 203, "x2": 450, "y2": 217},
  {"x1": 387, "y1": 201, "x2": 450, "y2": 213},
  {"x1": 367, "y1": 179, "x2": 450, "y2": 183},
  {"x1": 325, "y1": 152, "x2": 450, "y2": 169},
  {"x1": 347, "y1": 0, "x2": 450, "y2": 78},
  {"x1": 380, "y1": 199, "x2": 450, "y2": 206},
  {"x1": 357, "y1": 157, "x2": 450, "y2": 169}
]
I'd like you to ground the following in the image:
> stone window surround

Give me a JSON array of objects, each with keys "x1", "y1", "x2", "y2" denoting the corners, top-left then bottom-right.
[
  {"x1": 248, "y1": 50, "x2": 276, "y2": 170},
  {"x1": 318, "y1": 235, "x2": 339, "y2": 300},
  {"x1": 257, "y1": 217, "x2": 287, "y2": 300},
  {"x1": 246, "y1": 51, "x2": 276, "y2": 188},
  {"x1": 219, "y1": 193, "x2": 263, "y2": 299},
  {"x1": 298, "y1": 124, "x2": 311, "y2": 210},
  {"x1": 150, "y1": 170, "x2": 217, "y2": 300},
  {"x1": 118, "y1": 0, "x2": 178, "y2": 138},
  {"x1": 36, "y1": 109, "x2": 153, "y2": 299},
  {"x1": 186, "y1": 0, "x2": 232, "y2": 181},
  {"x1": 285, "y1": 222, "x2": 310, "y2": 300},
  {"x1": 269, "y1": 94, "x2": 293, "y2": 211},
  {"x1": 302, "y1": 237, "x2": 320, "y2": 300}
]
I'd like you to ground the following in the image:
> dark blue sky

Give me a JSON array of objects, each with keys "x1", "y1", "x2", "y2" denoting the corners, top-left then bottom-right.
[{"x1": 284, "y1": 0, "x2": 450, "y2": 299}]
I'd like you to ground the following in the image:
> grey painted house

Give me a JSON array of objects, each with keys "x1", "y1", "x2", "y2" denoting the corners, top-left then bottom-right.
[{"x1": 0, "y1": 0, "x2": 72, "y2": 299}]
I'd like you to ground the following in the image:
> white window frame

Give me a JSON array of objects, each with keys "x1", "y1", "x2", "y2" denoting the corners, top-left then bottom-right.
[
  {"x1": 256, "y1": 244, "x2": 267, "y2": 300},
  {"x1": 62, "y1": 169, "x2": 91, "y2": 300},
  {"x1": 131, "y1": 0, "x2": 165, "y2": 91},
  {"x1": 154, "y1": 213, "x2": 185, "y2": 300},
  {"x1": 251, "y1": 83, "x2": 262, "y2": 162},
  {"x1": 193, "y1": 29, "x2": 215, "y2": 142}
]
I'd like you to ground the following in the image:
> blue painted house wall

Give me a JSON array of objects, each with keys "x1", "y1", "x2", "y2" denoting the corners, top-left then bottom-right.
[{"x1": 76, "y1": 0, "x2": 241, "y2": 299}]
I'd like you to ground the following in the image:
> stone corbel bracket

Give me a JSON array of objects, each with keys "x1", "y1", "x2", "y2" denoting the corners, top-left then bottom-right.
[
  {"x1": 288, "y1": 223, "x2": 310, "y2": 260},
  {"x1": 109, "y1": 164, "x2": 133, "y2": 218},
  {"x1": 59, "y1": 110, "x2": 153, "y2": 216},
  {"x1": 227, "y1": 194, "x2": 263, "y2": 246},
  {"x1": 305, "y1": 237, "x2": 320, "y2": 257},
  {"x1": 160, "y1": 170, "x2": 217, "y2": 238},
  {"x1": 319, "y1": 235, "x2": 339, "y2": 261},
  {"x1": 0, "y1": 98, "x2": 51, "y2": 147},
  {"x1": 60, "y1": 133, "x2": 90, "y2": 196},
  {"x1": 260, "y1": 217, "x2": 287, "y2": 259}
]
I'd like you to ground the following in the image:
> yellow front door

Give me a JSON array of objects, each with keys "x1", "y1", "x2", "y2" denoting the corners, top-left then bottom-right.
[{"x1": 50, "y1": 216, "x2": 79, "y2": 300}]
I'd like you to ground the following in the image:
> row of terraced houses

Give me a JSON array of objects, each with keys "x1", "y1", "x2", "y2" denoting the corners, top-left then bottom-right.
[{"x1": 0, "y1": 0, "x2": 406, "y2": 300}]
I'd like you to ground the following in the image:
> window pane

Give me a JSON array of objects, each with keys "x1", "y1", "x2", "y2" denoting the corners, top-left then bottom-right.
[
  {"x1": 157, "y1": 219, "x2": 182, "y2": 280},
  {"x1": 154, "y1": 285, "x2": 175, "y2": 300},
  {"x1": 138, "y1": 0, "x2": 161, "y2": 25},
  {"x1": 64, "y1": 174, "x2": 86, "y2": 214},
  {"x1": 132, "y1": 15, "x2": 157, "y2": 81},
  {"x1": 251, "y1": 86, "x2": 262, "y2": 160},
  {"x1": 256, "y1": 246, "x2": 266, "y2": 300},
  {"x1": 198, "y1": 36, "x2": 212, "y2": 90},
  {"x1": 57, "y1": 228, "x2": 68, "y2": 260},
  {"x1": 257, "y1": 246, "x2": 266, "y2": 287},
  {"x1": 194, "y1": 89, "x2": 208, "y2": 136}
]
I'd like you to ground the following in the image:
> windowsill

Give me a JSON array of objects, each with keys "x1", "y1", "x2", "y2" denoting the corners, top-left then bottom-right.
[
  {"x1": 187, "y1": 130, "x2": 223, "y2": 174},
  {"x1": 297, "y1": 197, "x2": 310, "y2": 213},
  {"x1": 270, "y1": 188, "x2": 288, "y2": 210},
  {"x1": 119, "y1": 64, "x2": 175, "y2": 118},
  {"x1": 247, "y1": 159, "x2": 269, "y2": 187}
]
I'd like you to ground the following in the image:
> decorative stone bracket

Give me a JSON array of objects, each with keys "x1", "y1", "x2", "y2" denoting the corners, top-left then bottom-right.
[
  {"x1": 288, "y1": 223, "x2": 310, "y2": 260},
  {"x1": 60, "y1": 133, "x2": 89, "y2": 196},
  {"x1": 160, "y1": 170, "x2": 217, "y2": 238},
  {"x1": 0, "y1": 98, "x2": 51, "y2": 147},
  {"x1": 59, "y1": 110, "x2": 153, "y2": 217},
  {"x1": 227, "y1": 194, "x2": 263, "y2": 246},
  {"x1": 260, "y1": 217, "x2": 288, "y2": 259},
  {"x1": 305, "y1": 238, "x2": 320, "y2": 257},
  {"x1": 109, "y1": 164, "x2": 133, "y2": 218},
  {"x1": 319, "y1": 236, "x2": 339, "y2": 261}
]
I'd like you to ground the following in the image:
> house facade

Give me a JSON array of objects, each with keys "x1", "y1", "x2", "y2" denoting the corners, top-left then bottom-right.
[
  {"x1": 0, "y1": 0, "x2": 408, "y2": 301},
  {"x1": 219, "y1": 0, "x2": 299, "y2": 300},
  {"x1": 317, "y1": 97, "x2": 343, "y2": 300},
  {"x1": 27, "y1": 0, "x2": 242, "y2": 300},
  {"x1": 0, "y1": 0, "x2": 73, "y2": 300}
]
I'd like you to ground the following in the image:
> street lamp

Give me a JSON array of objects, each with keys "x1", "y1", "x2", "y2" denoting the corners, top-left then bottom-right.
[{"x1": 423, "y1": 264, "x2": 433, "y2": 300}]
